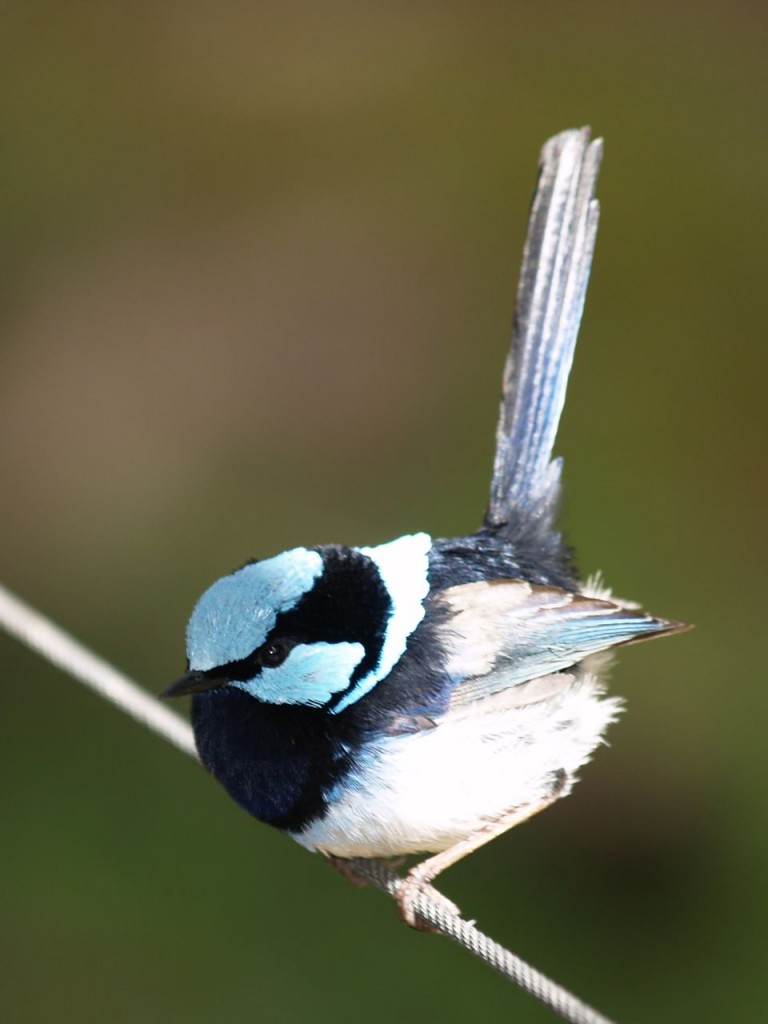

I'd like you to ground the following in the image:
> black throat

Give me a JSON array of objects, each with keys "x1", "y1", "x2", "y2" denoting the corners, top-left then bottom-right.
[{"x1": 191, "y1": 687, "x2": 359, "y2": 832}]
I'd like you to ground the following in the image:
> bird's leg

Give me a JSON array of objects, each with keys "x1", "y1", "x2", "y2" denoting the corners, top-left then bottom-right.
[
  {"x1": 325, "y1": 854, "x2": 460, "y2": 929},
  {"x1": 325, "y1": 854, "x2": 405, "y2": 889},
  {"x1": 397, "y1": 775, "x2": 568, "y2": 930}
]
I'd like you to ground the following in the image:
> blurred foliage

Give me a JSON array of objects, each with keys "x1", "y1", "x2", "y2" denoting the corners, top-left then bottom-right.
[{"x1": 1, "y1": 2, "x2": 766, "y2": 1022}]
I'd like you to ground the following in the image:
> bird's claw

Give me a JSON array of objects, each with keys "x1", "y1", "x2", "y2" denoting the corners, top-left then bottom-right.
[{"x1": 395, "y1": 873, "x2": 461, "y2": 931}]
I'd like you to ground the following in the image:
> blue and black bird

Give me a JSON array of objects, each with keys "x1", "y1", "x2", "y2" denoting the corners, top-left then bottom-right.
[{"x1": 163, "y1": 128, "x2": 687, "y2": 925}]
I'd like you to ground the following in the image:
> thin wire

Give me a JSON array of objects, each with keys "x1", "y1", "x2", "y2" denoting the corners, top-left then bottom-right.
[
  {"x1": 0, "y1": 581, "x2": 618, "y2": 1024},
  {"x1": 0, "y1": 583, "x2": 196, "y2": 758},
  {"x1": 343, "y1": 858, "x2": 617, "y2": 1024}
]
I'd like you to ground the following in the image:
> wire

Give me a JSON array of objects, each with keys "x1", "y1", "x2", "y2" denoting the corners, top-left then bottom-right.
[
  {"x1": 0, "y1": 581, "x2": 618, "y2": 1024},
  {"x1": 0, "y1": 583, "x2": 196, "y2": 758},
  {"x1": 343, "y1": 857, "x2": 616, "y2": 1024}
]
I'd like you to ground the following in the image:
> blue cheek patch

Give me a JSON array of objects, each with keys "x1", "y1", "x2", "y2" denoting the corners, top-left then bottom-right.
[
  {"x1": 186, "y1": 548, "x2": 323, "y2": 671},
  {"x1": 232, "y1": 642, "x2": 365, "y2": 707},
  {"x1": 331, "y1": 532, "x2": 431, "y2": 714}
]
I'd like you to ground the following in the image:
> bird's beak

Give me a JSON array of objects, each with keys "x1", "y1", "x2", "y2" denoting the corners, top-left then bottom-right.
[{"x1": 161, "y1": 671, "x2": 227, "y2": 699}]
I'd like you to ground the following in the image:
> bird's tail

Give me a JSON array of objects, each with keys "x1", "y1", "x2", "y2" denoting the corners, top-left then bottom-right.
[{"x1": 485, "y1": 128, "x2": 602, "y2": 545}]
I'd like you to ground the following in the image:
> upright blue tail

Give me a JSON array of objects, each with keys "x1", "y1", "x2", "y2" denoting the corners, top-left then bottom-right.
[{"x1": 486, "y1": 128, "x2": 602, "y2": 541}]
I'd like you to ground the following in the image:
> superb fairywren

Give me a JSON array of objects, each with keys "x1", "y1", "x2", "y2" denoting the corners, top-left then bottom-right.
[{"x1": 163, "y1": 128, "x2": 687, "y2": 926}]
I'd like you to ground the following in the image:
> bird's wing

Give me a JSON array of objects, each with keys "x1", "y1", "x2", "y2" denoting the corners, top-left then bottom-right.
[
  {"x1": 435, "y1": 578, "x2": 685, "y2": 709},
  {"x1": 486, "y1": 127, "x2": 602, "y2": 537}
]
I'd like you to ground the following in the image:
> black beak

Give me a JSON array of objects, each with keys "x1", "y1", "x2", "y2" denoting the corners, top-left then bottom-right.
[{"x1": 161, "y1": 671, "x2": 227, "y2": 699}]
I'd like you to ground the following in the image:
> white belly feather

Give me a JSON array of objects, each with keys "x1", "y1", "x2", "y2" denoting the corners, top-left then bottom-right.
[{"x1": 292, "y1": 668, "x2": 621, "y2": 858}]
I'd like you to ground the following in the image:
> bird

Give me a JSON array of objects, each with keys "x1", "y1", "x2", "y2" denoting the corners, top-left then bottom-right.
[{"x1": 162, "y1": 127, "x2": 688, "y2": 927}]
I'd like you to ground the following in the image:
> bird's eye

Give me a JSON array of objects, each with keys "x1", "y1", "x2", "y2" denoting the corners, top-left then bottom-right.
[{"x1": 260, "y1": 641, "x2": 289, "y2": 668}]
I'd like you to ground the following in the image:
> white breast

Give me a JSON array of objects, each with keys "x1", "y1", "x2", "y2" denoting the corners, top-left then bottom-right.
[{"x1": 292, "y1": 668, "x2": 621, "y2": 858}]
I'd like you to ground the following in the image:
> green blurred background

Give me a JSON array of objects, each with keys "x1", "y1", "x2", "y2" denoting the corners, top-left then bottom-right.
[{"x1": 2, "y1": 2, "x2": 766, "y2": 1021}]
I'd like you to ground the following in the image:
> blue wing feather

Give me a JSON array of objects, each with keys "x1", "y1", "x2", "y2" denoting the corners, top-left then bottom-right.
[{"x1": 434, "y1": 579, "x2": 684, "y2": 709}]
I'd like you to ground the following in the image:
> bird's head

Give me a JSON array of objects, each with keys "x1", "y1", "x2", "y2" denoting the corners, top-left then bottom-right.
[{"x1": 162, "y1": 533, "x2": 431, "y2": 715}]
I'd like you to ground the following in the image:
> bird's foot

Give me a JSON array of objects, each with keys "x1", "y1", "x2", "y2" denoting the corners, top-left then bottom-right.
[
  {"x1": 325, "y1": 854, "x2": 373, "y2": 888},
  {"x1": 325, "y1": 854, "x2": 406, "y2": 889},
  {"x1": 395, "y1": 869, "x2": 461, "y2": 931}
]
